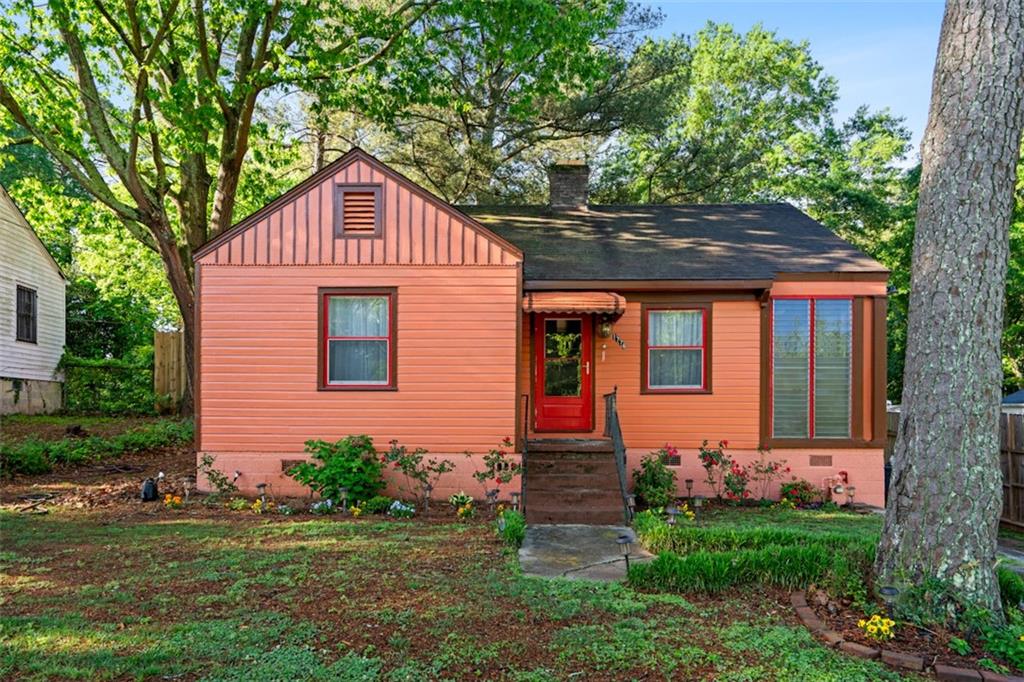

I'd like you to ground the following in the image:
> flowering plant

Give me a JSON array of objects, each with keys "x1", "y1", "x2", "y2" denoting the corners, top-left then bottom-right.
[
  {"x1": 858, "y1": 614, "x2": 896, "y2": 641},
  {"x1": 723, "y1": 462, "x2": 751, "y2": 502},
  {"x1": 276, "y1": 504, "x2": 295, "y2": 516},
  {"x1": 750, "y1": 448, "x2": 789, "y2": 500},
  {"x1": 388, "y1": 500, "x2": 415, "y2": 518},
  {"x1": 456, "y1": 502, "x2": 475, "y2": 520},
  {"x1": 383, "y1": 440, "x2": 455, "y2": 511},
  {"x1": 468, "y1": 437, "x2": 521, "y2": 500},
  {"x1": 349, "y1": 503, "x2": 364, "y2": 517},
  {"x1": 251, "y1": 498, "x2": 275, "y2": 514},
  {"x1": 448, "y1": 491, "x2": 473, "y2": 509},
  {"x1": 309, "y1": 498, "x2": 338, "y2": 515},
  {"x1": 698, "y1": 440, "x2": 732, "y2": 498},
  {"x1": 163, "y1": 493, "x2": 183, "y2": 509}
]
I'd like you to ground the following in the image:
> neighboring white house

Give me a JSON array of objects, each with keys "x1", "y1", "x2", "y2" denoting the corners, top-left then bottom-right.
[{"x1": 0, "y1": 184, "x2": 67, "y2": 414}]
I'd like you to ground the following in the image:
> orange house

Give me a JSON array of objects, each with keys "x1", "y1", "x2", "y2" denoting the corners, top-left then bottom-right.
[{"x1": 193, "y1": 149, "x2": 888, "y2": 523}]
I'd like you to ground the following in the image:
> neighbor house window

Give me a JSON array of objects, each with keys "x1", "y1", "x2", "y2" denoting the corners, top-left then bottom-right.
[
  {"x1": 771, "y1": 298, "x2": 852, "y2": 439},
  {"x1": 15, "y1": 285, "x2": 36, "y2": 343},
  {"x1": 334, "y1": 185, "x2": 382, "y2": 237},
  {"x1": 642, "y1": 306, "x2": 710, "y2": 392},
  {"x1": 320, "y1": 288, "x2": 396, "y2": 390}
]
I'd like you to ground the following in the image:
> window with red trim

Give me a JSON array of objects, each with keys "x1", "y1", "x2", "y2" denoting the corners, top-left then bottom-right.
[
  {"x1": 322, "y1": 291, "x2": 394, "y2": 388},
  {"x1": 644, "y1": 307, "x2": 707, "y2": 391},
  {"x1": 771, "y1": 298, "x2": 852, "y2": 439}
]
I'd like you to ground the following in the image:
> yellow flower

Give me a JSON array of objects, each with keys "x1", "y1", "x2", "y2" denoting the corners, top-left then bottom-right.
[
  {"x1": 867, "y1": 625, "x2": 877, "y2": 634},
  {"x1": 857, "y1": 620, "x2": 866, "y2": 628}
]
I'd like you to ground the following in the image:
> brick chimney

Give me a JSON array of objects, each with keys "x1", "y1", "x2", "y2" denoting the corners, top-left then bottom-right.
[{"x1": 547, "y1": 160, "x2": 589, "y2": 210}]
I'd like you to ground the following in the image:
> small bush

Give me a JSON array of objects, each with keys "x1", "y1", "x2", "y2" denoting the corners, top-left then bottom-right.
[
  {"x1": 632, "y1": 450, "x2": 677, "y2": 508},
  {"x1": 1, "y1": 419, "x2": 193, "y2": 476},
  {"x1": 287, "y1": 436, "x2": 385, "y2": 503},
  {"x1": 779, "y1": 479, "x2": 823, "y2": 506},
  {"x1": 60, "y1": 353, "x2": 157, "y2": 415},
  {"x1": 999, "y1": 567, "x2": 1024, "y2": 613},
  {"x1": 362, "y1": 495, "x2": 393, "y2": 514},
  {"x1": 499, "y1": 509, "x2": 526, "y2": 548}
]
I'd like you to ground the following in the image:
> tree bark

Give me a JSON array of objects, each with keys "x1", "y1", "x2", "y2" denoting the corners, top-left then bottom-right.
[{"x1": 875, "y1": 0, "x2": 1024, "y2": 617}]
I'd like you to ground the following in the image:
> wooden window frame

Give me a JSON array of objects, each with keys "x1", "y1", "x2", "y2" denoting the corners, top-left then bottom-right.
[
  {"x1": 15, "y1": 285, "x2": 37, "y2": 344},
  {"x1": 640, "y1": 303, "x2": 712, "y2": 394},
  {"x1": 317, "y1": 287, "x2": 397, "y2": 391},
  {"x1": 333, "y1": 184, "x2": 383, "y2": 238},
  {"x1": 766, "y1": 295, "x2": 858, "y2": 447}
]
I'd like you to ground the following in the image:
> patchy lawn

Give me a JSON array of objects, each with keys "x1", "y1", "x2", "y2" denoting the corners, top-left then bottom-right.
[
  {"x1": 0, "y1": 503, "x2": 912, "y2": 681},
  {"x1": 0, "y1": 415, "x2": 165, "y2": 444}
]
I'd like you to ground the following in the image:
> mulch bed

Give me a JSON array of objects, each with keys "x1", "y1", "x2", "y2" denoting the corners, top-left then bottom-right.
[
  {"x1": 0, "y1": 415, "x2": 162, "y2": 443},
  {"x1": 796, "y1": 588, "x2": 1024, "y2": 681}
]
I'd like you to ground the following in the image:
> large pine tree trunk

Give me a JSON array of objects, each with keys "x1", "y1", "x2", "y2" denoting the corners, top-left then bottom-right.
[{"x1": 875, "y1": 0, "x2": 1024, "y2": 616}]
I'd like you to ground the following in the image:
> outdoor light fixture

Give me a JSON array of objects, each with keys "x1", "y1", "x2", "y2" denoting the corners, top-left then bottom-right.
[
  {"x1": 256, "y1": 482, "x2": 268, "y2": 505},
  {"x1": 616, "y1": 533, "x2": 633, "y2": 572},
  {"x1": 598, "y1": 320, "x2": 613, "y2": 338},
  {"x1": 693, "y1": 496, "x2": 704, "y2": 524},
  {"x1": 510, "y1": 491, "x2": 521, "y2": 512},
  {"x1": 423, "y1": 483, "x2": 433, "y2": 511},
  {"x1": 486, "y1": 489, "x2": 499, "y2": 511},
  {"x1": 182, "y1": 476, "x2": 194, "y2": 502},
  {"x1": 845, "y1": 485, "x2": 857, "y2": 507},
  {"x1": 665, "y1": 504, "x2": 679, "y2": 527},
  {"x1": 625, "y1": 493, "x2": 636, "y2": 520},
  {"x1": 878, "y1": 586, "x2": 900, "y2": 618},
  {"x1": 338, "y1": 487, "x2": 349, "y2": 510},
  {"x1": 684, "y1": 479, "x2": 694, "y2": 499}
]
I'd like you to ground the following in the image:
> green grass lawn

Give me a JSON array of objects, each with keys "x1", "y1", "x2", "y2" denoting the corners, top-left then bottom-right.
[{"x1": 0, "y1": 507, "x2": 910, "y2": 681}]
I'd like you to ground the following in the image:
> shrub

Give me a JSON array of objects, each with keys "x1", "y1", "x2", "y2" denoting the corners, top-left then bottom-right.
[
  {"x1": 60, "y1": 353, "x2": 157, "y2": 415},
  {"x1": 498, "y1": 509, "x2": 526, "y2": 548},
  {"x1": 722, "y1": 461, "x2": 751, "y2": 502},
  {"x1": 362, "y1": 495, "x2": 393, "y2": 515},
  {"x1": 382, "y1": 440, "x2": 454, "y2": 510},
  {"x1": 198, "y1": 453, "x2": 238, "y2": 498},
  {"x1": 632, "y1": 450, "x2": 677, "y2": 508},
  {"x1": 388, "y1": 500, "x2": 415, "y2": 518},
  {"x1": 448, "y1": 491, "x2": 473, "y2": 509},
  {"x1": 698, "y1": 439, "x2": 731, "y2": 498},
  {"x1": 749, "y1": 448, "x2": 790, "y2": 499},
  {"x1": 779, "y1": 479, "x2": 822, "y2": 506},
  {"x1": 1, "y1": 419, "x2": 193, "y2": 476},
  {"x1": 468, "y1": 436, "x2": 521, "y2": 500},
  {"x1": 287, "y1": 436, "x2": 385, "y2": 503},
  {"x1": 999, "y1": 567, "x2": 1024, "y2": 613}
]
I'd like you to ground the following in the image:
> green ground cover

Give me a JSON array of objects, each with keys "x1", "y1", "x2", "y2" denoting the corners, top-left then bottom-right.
[{"x1": 0, "y1": 508, "x2": 908, "y2": 681}]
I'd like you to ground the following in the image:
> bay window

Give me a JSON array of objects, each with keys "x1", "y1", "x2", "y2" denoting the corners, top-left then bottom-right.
[
  {"x1": 319, "y1": 288, "x2": 396, "y2": 390},
  {"x1": 771, "y1": 298, "x2": 852, "y2": 439}
]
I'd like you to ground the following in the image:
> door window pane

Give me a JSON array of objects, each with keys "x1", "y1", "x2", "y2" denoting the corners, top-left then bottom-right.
[
  {"x1": 544, "y1": 319, "x2": 582, "y2": 397},
  {"x1": 772, "y1": 299, "x2": 810, "y2": 438},
  {"x1": 814, "y1": 299, "x2": 852, "y2": 438}
]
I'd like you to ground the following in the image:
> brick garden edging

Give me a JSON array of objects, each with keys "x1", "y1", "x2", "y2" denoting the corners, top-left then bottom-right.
[{"x1": 790, "y1": 591, "x2": 1024, "y2": 681}]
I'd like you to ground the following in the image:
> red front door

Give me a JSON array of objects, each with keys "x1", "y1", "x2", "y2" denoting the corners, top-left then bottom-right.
[{"x1": 534, "y1": 314, "x2": 593, "y2": 432}]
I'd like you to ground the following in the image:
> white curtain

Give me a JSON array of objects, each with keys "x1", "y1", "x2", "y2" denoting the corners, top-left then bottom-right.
[{"x1": 327, "y1": 296, "x2": 388, "y2": 384}]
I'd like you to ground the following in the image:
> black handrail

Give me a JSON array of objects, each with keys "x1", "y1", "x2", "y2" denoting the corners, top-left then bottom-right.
[
  {"x1": 521, "y1": 393, "x2": 530, "y2": 514},
  {"x1": 603, "y1": 386, "x2": 631, "y2": 523}
]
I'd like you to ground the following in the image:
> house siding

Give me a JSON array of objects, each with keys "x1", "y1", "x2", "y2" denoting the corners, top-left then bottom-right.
[
  {"x1": 519, "y1": 282, "x2": 887, "y2": 506},
  {"x1": 195, "y1": 152, "x2": 523, "y2": 498},
  {"x1": 0, "y1": 187, "x2": 65, "y2": 413}
]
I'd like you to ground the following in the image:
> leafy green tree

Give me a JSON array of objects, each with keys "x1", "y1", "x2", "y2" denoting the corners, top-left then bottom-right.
[
  {"x1": 65, "y1": 278, "x2": 156, "y2": 359},
  {"x1": 593, "y1": 23, "x2": 837, "y2": 203},
  {"x1": 0, "y1": 0, "x2": 629, "y2": 411}
]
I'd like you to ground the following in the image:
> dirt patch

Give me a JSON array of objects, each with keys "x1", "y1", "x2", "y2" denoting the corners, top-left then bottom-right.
[{"x1": 0, "y1": 415, "x2": 163, "y2": 444}]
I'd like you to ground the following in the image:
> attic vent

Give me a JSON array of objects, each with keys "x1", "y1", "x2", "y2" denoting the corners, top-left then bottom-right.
[{"x1": 334, "y1": 185, "x2": 382, "y2": 237}]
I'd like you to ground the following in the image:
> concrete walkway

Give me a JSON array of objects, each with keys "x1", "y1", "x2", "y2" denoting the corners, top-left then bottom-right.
[{"x1": 519, "y1": 524, "x2": 654, "y2": 581}]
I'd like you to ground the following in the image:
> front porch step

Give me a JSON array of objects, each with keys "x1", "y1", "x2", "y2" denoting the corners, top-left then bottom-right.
[
  {"x1": 527, "y1": 438, "x2": 614, "y2": 454},
  {"x1": 524, "y1": 438, "x2": 624, "y2": 525}
]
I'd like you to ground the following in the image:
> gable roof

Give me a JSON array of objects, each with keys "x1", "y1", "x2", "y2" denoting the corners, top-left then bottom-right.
[
  {"x1": 0, "y1": 184, "x2": 66, "y2": 280},
  {"x1": 462, "y1": 203, "x2": 886, "y2": 282},
  {"x1": 194, "y1": 147, "x2": 522, "y2": 261}
]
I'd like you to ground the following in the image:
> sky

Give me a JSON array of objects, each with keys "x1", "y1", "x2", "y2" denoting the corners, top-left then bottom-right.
[{"x1": 645, "y1": 1, "x2": 946, "y2": 160}]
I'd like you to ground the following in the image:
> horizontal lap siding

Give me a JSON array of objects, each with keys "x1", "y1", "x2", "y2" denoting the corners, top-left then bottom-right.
[
  {"x1": 522, "y1": 298, "x2": 761, "y2": 449},
  {"x1": 200, "y1": 265, "x2": 518, "y2": 453}
]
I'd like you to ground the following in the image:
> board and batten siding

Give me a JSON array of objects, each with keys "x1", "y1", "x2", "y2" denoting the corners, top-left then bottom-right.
[
  {"x1": 0, "y1": 186, "x2": 65, "y2": 383},
  {"x1": 194, "y1": 150, "x2": 523, "y2": 496}
]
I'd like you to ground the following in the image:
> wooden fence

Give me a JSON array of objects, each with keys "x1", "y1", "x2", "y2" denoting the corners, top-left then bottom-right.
[
  {"x1": 885, "y1": 407, "x2": 1024, "y2": 529},
  {"x1": 154, "y1": 330, "x2": 186, "y2": 413}
]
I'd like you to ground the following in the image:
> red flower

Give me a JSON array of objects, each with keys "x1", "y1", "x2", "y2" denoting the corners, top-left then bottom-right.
[
  {"x1": 393, "y1": 462, "x2": 401, "y2": 469},
  {"x1": 722, "y1": 440, "x2": 729, "y2": 447},
  {"x1": 494, "y1": 478, "x2": 502, "y2": 485},
  {"x1": 785, "y1": 467, "x2": 791, "y2": 473}
]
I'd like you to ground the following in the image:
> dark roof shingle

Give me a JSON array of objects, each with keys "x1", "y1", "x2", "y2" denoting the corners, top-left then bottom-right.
[{"x1": 462, "y1": 203, "x2": 886, "y2": 282}]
